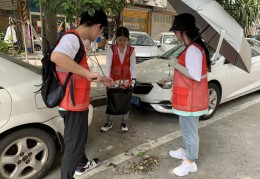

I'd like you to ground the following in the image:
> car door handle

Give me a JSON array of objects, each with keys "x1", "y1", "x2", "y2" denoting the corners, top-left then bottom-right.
[{"x1": 0, "y1": 86, "x2": 4, "y2": 89}]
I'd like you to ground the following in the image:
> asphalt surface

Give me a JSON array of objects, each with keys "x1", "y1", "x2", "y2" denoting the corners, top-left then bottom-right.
[
  {"x1": 43, "y1": 92, "x2": 260, "y2": 179},
  {"x1": 2, "y1": 52, "x2": 260, "y2": 179}
]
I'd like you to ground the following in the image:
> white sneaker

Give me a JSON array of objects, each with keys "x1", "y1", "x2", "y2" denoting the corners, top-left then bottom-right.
[
  {"x1": 173, "y1": 160, "x2": 198, "y2": 177},
  {"x1": 169, "y1": 148, "x2": 187, "y2": 160}
]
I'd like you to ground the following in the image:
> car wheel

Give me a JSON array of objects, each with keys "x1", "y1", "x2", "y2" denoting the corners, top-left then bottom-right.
[
  {"x1": 0, "y1": 128, "x2": 56, "y2": 179},
  {"x1": 34, "y1": 45, "x2": 41, "y2": 51},
  {"x1": 200, "y1": 83, "x2": 221, "y2": 120}
]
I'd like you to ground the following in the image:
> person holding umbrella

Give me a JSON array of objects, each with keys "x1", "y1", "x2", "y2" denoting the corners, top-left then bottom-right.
[{"x1": 164, "y1": 13, "x2": 211, "y2": 176}]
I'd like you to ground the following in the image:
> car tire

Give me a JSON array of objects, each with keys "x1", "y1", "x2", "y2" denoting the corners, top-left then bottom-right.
[
  {"x1": 200, "y1": 83, "x2": 221, "y2": 120},
  {"x1": 34, "y1": 45, "x2": 41, "y2": 51},
  {"x1": 0, "y1": 128, "x2": 56, "y2": 179}
]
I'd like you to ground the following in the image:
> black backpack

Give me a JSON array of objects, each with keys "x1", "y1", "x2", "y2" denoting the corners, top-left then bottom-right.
[{"x1": 37, "y1": 32, "x2": 84, "y2": 108}]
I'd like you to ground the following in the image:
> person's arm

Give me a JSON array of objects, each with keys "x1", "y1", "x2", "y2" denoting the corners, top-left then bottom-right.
[
  {"x1": 171, "y1": 45, "x2": 202, "y2": 81},
  {"x1": 51, "y1": 52, "x2": 101, "y2": 81},
  {"x1": 51, "y1": 35, "x2": 101, "y2": 82},
  {"x1": 105, "y1": 47, "x2": 113, "y2": 77},
  {"x1": 185, "y1": 45, "x2": 203, "y2": 81},
  {"x1": 130, "y1": 50, "x2": 136, "y2": 79}
]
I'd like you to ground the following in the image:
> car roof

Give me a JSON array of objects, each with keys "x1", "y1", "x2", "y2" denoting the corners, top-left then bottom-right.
[
  {"x1": 160, "y1": 32, "x2": 175, "y2": 35},
  {"x1": 129, "y1": 31, "x2": 148, "y2": 34}
]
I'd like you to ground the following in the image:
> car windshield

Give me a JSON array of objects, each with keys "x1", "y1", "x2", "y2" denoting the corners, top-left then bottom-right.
[
  {"x1": 160, "y1": 42, "x2": 215, "y2": 59},
  {"x1": 129, "y1": 33, "x2": 155, "y2": 46},
  {"x1": 163, "y1": 35, "x2": 179, "y2": 45}
]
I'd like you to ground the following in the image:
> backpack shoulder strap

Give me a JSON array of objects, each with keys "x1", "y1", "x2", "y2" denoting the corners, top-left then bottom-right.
[
  {"x1": 60, "y1": 31, "x2": 85, "y2": 106},
  {"x1": 59, "y1": 31, "x2": 85, "y2": 88}
]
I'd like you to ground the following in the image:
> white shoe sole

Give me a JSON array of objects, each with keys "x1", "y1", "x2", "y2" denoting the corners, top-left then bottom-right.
[
  {"x1": 100, "y1": 125, "x2": 113, "y2": 132},
  {"x1": 169, "y1": 150, "x2": 187, "y2": 160}
]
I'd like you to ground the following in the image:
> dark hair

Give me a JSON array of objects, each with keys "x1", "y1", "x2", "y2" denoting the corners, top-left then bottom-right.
[
  {"x1": 10, "y1": 22, "x2": 16, "y2": 25},
  {"x1": 80, "y1": 9, "x2": 108, "y2": 28},
  {"x1": 115, "y1": 27, "x2": 129, "y2": 39},
  {"x1": 185, "y1": 30, "x2": 211, "y2": 72}
]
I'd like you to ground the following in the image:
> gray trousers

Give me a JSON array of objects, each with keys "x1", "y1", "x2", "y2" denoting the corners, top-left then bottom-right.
[
  {"x1": 179, "y1": 116, "x2": 199, "y2": 161},
  {"x1": 107, "y1": 112, "x2": 129, "y2": 124}
]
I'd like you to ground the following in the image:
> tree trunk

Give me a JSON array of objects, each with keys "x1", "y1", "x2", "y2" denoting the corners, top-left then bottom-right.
[{"x1": 42, "y1": 3, "x2": 57, "y2": 52}]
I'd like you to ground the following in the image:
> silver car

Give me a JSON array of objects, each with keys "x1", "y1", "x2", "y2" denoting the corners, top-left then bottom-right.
[
  {"x1": 154, "y1": 32, "x2": 181, "y2": 53},
  {"x1": 108, "y1": 31, "x2": 162, "y2": 63},
  {"x1": 0, "y1": 54, "x2": 93, "y2": 179}
]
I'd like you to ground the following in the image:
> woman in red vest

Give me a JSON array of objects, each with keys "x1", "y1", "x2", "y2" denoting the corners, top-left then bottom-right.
[
  {"x1": 163, "y1": 13, "x2": 211, "y2": 176},
  {"x1": 100, "y1": 27, "x2": 136, "y2": 132}
]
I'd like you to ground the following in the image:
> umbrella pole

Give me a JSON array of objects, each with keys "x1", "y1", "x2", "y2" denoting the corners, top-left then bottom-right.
[{"x1": 211, "y1": 30, "x2": 225, "y2": 63}]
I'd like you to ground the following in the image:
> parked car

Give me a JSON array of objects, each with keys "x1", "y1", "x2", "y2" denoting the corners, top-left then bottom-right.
[
  {"x1": 33, "y1": 37, "x2": 42, "y2": 51},
  {"x1": 131, "y1": 38, "x2": 260, "y2": 120},
  {"x1": 154, "y1": 32, "x2": 181, "y2": 53},
  {"x1": 107, "y1": 31, "x2": 161, "y2": 63},
  {"x1": 250, "y1": 34, "x2": 260, "y2": 41},
  {"x1": 0, "y1": 54, "x2": 93, "y2": 179}
]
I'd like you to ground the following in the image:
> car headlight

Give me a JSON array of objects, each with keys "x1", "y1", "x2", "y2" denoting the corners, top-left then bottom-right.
[{"x1": 157, "y1": 81, "x2": 173, "y2": 89}]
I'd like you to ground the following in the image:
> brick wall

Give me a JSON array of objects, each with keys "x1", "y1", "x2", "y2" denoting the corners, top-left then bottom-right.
[{"x1": 150, "y1": 12, "x2": 174, "y2": 39}]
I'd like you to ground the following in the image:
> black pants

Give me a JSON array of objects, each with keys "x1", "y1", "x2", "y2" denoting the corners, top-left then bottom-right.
[{"x1": 59, "y1": 110, "x2": 89, "y2": 179}]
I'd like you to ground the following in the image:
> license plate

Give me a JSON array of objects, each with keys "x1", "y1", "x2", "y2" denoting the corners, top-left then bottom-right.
[{"x1": 131, "y1": 96, "x2": 140, "y2": 106}]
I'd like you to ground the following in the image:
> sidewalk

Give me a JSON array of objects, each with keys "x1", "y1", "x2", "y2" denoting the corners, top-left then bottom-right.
[{"x1": 82, "y1": 98, "x2": 260, "y2": 179}]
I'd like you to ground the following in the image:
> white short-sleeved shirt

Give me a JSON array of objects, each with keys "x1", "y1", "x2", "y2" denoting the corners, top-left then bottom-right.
[
  {"x1": 53, "y1": 34, "x2": 83, "y2": 59},
  {"x1": 185, "y1": 45, "x2": 203, "y2": 81},
  {"x1": 105, "y1": 46, "x2": 136, "y2": 79}
]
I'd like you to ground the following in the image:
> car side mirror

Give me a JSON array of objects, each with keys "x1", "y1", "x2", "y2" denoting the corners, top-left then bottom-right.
[{"x1": 157, "y1": 43, "x2": 161, "y2": 48}]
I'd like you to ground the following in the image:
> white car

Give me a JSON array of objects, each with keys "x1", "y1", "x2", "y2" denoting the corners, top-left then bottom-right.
[
  {"x1": 131, "y1": 38, "x2": 260, "y2": 120},
  {"x1": 108, "y1": 31, "x2": 161, "y2": 63},
  {"x1": 0, "y1": 54, "x2": 93, "y2": 179},
  {"x1": 154, "y1": 32, "x2": 181, "y2": 53}
]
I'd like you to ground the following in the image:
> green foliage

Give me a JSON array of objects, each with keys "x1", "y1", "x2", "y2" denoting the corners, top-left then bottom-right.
[
  {"x1": 216, "y1": 0, "x2": 260, "y2": 29},
  {"x1": 137, "y1": 151, "x2": 145, "y2": 157},
  {"x1": 0, "y1": 32, "x2": 9, "y2": 54},
  {"x1": 39, "y1": 0, "x2": 132, "y2": 22}
]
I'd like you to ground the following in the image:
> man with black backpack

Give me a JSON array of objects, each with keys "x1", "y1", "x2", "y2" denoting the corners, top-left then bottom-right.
[{"x1": 50, "y1": 9, "x2": 112, "y2": 179}]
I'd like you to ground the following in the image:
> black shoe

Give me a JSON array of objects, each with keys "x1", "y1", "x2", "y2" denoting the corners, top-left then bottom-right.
[
  {"x1": 74, "y1": 158, "x2": 100, "y2": 176},
  {"x1": 121, "y1": 123, "x2": 128, "y2": 132},
  {"x1": 100, "y1": 122, "x2": 113, "y2": 132}
]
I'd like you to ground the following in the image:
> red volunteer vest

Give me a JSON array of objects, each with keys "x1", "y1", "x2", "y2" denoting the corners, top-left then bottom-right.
[
  {"x1": 110, "y1": 45, "x2": 134, "y2": 81},
  {"x1": 171, "y1": 43, "x2": 209, "y2": 113},
  {"x1": 56, "y1": 30, "x2": 90, "y2": 111}
]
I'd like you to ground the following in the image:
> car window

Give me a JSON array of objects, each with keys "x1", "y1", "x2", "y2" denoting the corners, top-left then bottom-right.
[
  {"x1": 129, "y1": 33, "x2": 155, "y2": 46},
  {"x1": 247, "y1": 38, "x2": 260, "y2": 57},
  {"x1": 162, "y1": 35, "x2": 180, "y2": 45},
  {"x1": 160, "y1": 42, "x2": 215, "y2": 60}
]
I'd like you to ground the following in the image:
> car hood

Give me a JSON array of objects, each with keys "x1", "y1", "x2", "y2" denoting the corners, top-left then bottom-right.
[
  {"x1": 133, "y1": 45, "x2": 161, "y2": 57},
  {"x1": 135, "y1": 57, "x2": 171, "y2": 83}
]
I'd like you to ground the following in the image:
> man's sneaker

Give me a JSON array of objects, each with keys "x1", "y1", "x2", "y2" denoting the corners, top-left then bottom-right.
[
  {"x1": 173, "y1": 160, "x2": 197, "y2": 177},
  {"x1": 169, "y1": 148, "x2": 187, "y2": 160},
  {"x1": 74, "y1": 158, "x2": 100, "y2": 176},
  {"x1": 100, "y1": 123, "x2": 113, "y2": 132},
  {"x1": 121, "y1": 123, "x2": 128, "y2": 132}
]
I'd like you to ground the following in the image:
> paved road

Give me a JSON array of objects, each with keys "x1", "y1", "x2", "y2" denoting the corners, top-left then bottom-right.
[{"x1": 43, "y1": 92, "x2": 260, "y2": 179}]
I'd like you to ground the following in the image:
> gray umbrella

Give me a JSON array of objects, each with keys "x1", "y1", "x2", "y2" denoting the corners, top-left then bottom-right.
[{"x1": 168, "y1": 0, "x2": 252, "y2": 73}]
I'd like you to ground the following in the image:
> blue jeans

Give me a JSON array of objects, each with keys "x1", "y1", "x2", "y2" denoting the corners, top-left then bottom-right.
[
  {"x1": 107, "y1": 112, "x2": 129, "y2": 124},
  {"x1": 179, "y1": 116, "x2": 199, "y2": 161}
]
